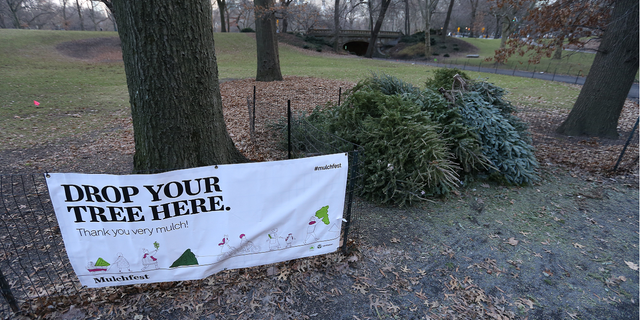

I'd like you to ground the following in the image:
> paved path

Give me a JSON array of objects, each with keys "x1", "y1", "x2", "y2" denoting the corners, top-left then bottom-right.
[{"x1": 380, "y1": 58, "x2": 639, "y2": 101}]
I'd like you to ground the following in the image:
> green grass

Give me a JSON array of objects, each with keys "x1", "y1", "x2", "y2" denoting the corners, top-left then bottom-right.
[
  {"x1": 0, "y1": 30, "x2": 582, "y2": 151},
  {"x1": 448, "y1": 37, "x2": 596, "y2": 78}
]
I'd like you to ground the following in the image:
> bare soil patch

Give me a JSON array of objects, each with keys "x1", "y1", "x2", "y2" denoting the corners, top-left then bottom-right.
[{"x1": 55, "y1": 37, "x2": 123, "y2": 62}]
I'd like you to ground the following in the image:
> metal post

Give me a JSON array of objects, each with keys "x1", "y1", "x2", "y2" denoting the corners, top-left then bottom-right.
[
  {"x1": 342, "y1": 149, "x2": 358, "y2": 254},
  {"x1": 338, "y1": 87, "x2": 342, "y2": 106},
  {"x1": 287, "y1": 100, "x2": 292, "y2": 159},
  {"x1": 574, "y1": 70, "x2": 581, "y2": 84},
  {"x1": 512, "y1": 65, "x2": 516, "y2": 76},
  {"x1": 532, "y1": 66, "x2": 536, "y2": 78},
  {"x1": 0, "y1": 268, "x2": 19, "y2": 313},
  {"x1": 552, "y1": 67, "x2": 557, "y2": 81},
  {"x1": 463, "y1": 61, "x2": 467, "y2": 70},
  {"x1": 252, "y1": 86, "x2": 256, "y2": 134},
  {"x1": 478, "y1": 61, "x2": 482, "y2": 71},
  {"x1": 613, "y1": 117, "x2": 639, "y2": 172}
]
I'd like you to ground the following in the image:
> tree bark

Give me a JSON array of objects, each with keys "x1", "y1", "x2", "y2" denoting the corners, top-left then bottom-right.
[
  {"x1": 404, "y1": 0, "x2": 409, "y2": 35},
  {"x1": 364, "y1": 0, "x2": 391, "y2": 58},
  {"x1": 75, "y1": 0, "x2": 85, "y2": 31},
  {"x1": 556, "y1": 0, "x2": 639, "y2": 138},
  {"x1": 552, "y1": 35, "x2": 563, "y2": 59},
  {"x1": 499, "y1": 15, "x2": 510, "y2": 48},
  {"x1": 7, "y1": 0, "x2": 23, "y2": 28},
  {"x1": 424, "y1": 0, "x2": 431, "y2": 56},
  {"x1": 255, "y1": 0, "x2": 283, "y2": 81},
  {"x1": 216, "y1": 0, "x2": 227, "y2": 32},
  {"x1": 493, "y1": 14, "x2": 501, "y2": 39},
  {"x1": 110, "y1": 0, "x2": 246, "y2": 172},
  {"x1": 333, "y1": 0, "x2": 340, "y2": 52},
  {"x1": 440, "y1": 0, "x2": 455, "y2": 43},
  {"x1": 468, "y1": 0, "x2": 478, "y2": 38}
]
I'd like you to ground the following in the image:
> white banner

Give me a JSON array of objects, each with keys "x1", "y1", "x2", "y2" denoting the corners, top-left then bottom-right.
[{"x1": 46, "y1": 153, "x2": 348, "y2": 288}]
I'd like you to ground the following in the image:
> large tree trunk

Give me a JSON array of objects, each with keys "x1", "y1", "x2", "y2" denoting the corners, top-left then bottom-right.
[
  {"x1": 216, "y1": 0, "x2": 227, "y2": 32},
  {"x1": 111, "y1": 0, "x2": 246, "y2": 172},
  {"x1": 255, "y1": 0, "x2": 283, "y2": 81},
  {"x1": 424, "y1": 0, "x2": 431, "y2": 56},
  {"x1": 364, "y1": 0, "x2": 391, "y2": 58},
  {"x1": 468, "y1": 0, "x2": 478, "y2": 38},
  {"x1": 440, "y1": 0, "x2": 454, "y2": 43},
  {"x1": 404, "y1": 0, "x2": 409, "y2": 35},
  {"x1": 556, "y1": 0, "x2": 638, "y2": 138},
  {"x1": 333, "y1": 0, "x2": 340, "y2": 52}
]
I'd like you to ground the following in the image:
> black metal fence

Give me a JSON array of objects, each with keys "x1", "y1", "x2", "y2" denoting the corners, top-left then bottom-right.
[
  {"x1": 0, "y1": 105, "x2": 364, "y2": 319},
  {"x1": 420, "y1": 60, "x2": 640, "y2": 102}
]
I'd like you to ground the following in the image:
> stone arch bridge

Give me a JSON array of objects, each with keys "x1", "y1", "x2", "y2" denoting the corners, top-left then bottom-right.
[{"x1": 307, "y1": 29, "x2": 403, "y2": 56}]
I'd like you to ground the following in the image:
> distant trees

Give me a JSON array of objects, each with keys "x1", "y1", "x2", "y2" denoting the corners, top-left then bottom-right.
[
  {"x1": 0, "y1": 0, "x2": 113, "y2": 30},
  {"x1": 1, "y1": 0, "x2": 508, "y2": 37}
]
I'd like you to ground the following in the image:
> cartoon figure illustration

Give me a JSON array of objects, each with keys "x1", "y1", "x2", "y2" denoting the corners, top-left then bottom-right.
[
  {"x1": 284, "y1": 233, "x2": 295, "y2": 248},
  {"x1": 86, "y1": 260, "x2": 108, "y2": 273},
  {"x1": 305, "y1": 206, "x2": 331, "y2": 244},
  {"x1": 142, "y1": 248, "x2": 159, "y2": 270},
  {"x1": 112, "y1": 253, "x2": 131, "y2": 272},
  {"x1": 218, "y1": 235, "x2": 235, "y2": 253},
  {"x1": 304, "y1": 216, "x2": 320, "y2": 244},
  {"x1": 266, "y1": 228, "x2": 282, "y2": 250},
  {"x1": 238, "y1": 234, "x2": 261, "y2": 253},
  {"x1": 86, "y1": 257, "x2": 109, "y2": 273},
  {"x1": 142, "y1": 241, "x2": 160, "y2": 271}
]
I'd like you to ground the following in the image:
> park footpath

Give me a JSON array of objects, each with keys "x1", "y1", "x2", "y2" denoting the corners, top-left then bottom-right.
[{"x1": 379, "y1": 58, "x2": 640, "y2": 101}]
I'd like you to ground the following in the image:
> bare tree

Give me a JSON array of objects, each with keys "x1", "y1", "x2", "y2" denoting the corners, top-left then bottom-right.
[
  {"x1": 216, "y1": 0, "x2": 228, "y2": 31},
  {"x1": 364, "y1": 0, "x2": 392, "y2": 58},
  {"x1": 440, "y1": 0, "x2": 454, "y2": 42},
  {"x1": 468, "y1": 0, "x2": 479, "y2": 37},
  {"x1": 75, "y1": 0, "x2": 85, "y2": 30},
  {"x1": 5, "y1": 0, "x2": 25, "y2": 28},
  {"x1": 88, "y1": 1, "x2": 109, "y2": 30}
]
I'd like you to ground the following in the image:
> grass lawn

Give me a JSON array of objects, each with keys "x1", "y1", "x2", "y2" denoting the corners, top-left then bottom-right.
[
  {"x1": 446, "y1": 37, "x2": 597, "y2": 78},
  {"x1": 1, "y1": 30, "x2": 582, "y2": 151}
]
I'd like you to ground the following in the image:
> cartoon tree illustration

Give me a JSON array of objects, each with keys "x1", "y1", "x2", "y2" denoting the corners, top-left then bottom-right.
[{"x1": 315, "y1": 205, "x2": 330, "y2": 225}]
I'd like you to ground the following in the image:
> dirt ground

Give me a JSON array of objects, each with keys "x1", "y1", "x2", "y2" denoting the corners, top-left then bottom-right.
[{"x1": 2, "y1": 38, "x2": 639, "y2": 320}]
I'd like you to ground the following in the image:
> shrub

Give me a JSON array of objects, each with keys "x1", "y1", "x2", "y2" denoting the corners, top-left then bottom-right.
[
  {"x1": 304, "y1": 35, "x2": 332, "y2": 47},
  {"x1": 240, "y1": 27, "x2": 254, "y2": 33},
  {"x1": 432, "y1": 52, "x2": 439, "y2": 56},
  {"x1": 444, "y1": 53, "x2": 450, "y2": 57}
]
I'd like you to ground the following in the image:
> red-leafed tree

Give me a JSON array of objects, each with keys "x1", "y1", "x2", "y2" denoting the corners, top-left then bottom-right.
[{"x1": 493, "y1": 0, "x2": 639, "y2": 138}]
